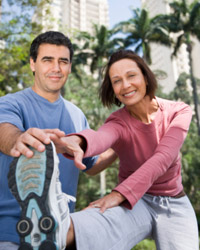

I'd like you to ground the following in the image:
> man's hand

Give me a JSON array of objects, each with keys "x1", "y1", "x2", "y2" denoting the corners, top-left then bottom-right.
[{"x1": 10, "y1": 127, "x2": 65, "y2": 158}]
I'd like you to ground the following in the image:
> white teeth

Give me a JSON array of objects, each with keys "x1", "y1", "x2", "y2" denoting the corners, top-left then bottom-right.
[{"x1": 124, "y1": 91, "x2": 136, "y2": 97}]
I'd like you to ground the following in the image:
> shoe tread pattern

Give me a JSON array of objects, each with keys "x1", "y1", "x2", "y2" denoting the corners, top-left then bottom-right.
[{"x1": 8, "y1": 143, "x2": 58, "y2": 250}]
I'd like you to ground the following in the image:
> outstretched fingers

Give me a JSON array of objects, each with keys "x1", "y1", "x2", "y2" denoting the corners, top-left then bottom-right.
[
  {"x1": 73, "y1": 150, "x2": 86, "y2": 170},
  {"x1": 56, "y1": 135, "x2": 87, "y2": 170},
  {"x1": 44, "y1": 128, "x2": 65, "y2": 138}
]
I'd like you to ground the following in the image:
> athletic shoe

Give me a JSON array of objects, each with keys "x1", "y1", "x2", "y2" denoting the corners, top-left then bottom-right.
[{"x1": 8, "y1": 141, "x2": 75, "y2": 250}]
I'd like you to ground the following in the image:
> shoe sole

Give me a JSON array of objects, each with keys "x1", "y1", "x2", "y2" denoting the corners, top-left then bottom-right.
[{"x1": 8, "y1": 143, "x2": 58, "y2": 250}]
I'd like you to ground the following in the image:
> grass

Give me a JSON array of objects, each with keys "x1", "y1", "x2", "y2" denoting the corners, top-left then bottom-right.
[
  {"x1": 131, "y1": 238, "x2": 200, "y2": 250},
  {"x1": 131, "y1": 239, "x2": 156, "y2": 250}
]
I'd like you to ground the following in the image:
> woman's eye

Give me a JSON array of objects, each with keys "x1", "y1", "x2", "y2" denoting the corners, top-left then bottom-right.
[{"x1": 129, "y1": 74, "x2": 135, "y2": 78}]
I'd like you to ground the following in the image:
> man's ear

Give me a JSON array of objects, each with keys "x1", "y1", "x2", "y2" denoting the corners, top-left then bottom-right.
[
  {"x1": 30, "y1": 58, "x2": 35, "y2": 73},
  {"x1": 69, "y1": 63, "x2": 72, "y2": 74}
]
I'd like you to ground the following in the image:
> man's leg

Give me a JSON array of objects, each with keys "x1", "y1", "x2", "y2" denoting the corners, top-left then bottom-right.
[
  {"x1": 68, "y1": 198, "x2": 153, "y2": 250},
  {"x1": 66, "y1": 219, "x2": 76, "y2": 250},
  {"x1": 8, "y1": 142, "x2": 74, "y2": 250}
]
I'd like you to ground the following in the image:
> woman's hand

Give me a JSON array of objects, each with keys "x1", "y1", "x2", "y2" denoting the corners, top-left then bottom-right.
[
  {"x1": 84, "y1": 191, "x2": 126, "y2": 213},
  {"x1": 53, "y1": 135, "x2": 87, "y2": 170}
]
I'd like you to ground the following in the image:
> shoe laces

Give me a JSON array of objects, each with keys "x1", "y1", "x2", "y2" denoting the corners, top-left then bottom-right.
[{"x1": 63, "y1": 193, "x2": 76, "y2": 203}]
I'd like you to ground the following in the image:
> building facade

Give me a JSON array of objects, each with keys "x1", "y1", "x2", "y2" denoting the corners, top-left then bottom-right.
[
  {"x1": 141, "y1": 0, "x2": 200, "y2": 93},
  {"x1": 33, "y1": 0, "x2": 109, "y2": 34}
]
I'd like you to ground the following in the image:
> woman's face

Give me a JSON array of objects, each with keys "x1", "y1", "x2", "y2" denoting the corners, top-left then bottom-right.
[{"x1": 109, "y1": 58, "x2": 147, "y2": 107}]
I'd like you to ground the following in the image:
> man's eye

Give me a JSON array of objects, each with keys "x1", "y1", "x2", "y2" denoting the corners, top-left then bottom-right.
[{"x1": 60, "y1": 61, "x2": 68, "y2": 64}]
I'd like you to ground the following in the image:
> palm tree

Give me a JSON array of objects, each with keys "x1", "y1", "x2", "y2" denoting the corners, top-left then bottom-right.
[
  {"x1": 74, "y1": 24, "x2": 123, "y2": 85},
  {"x1": 114, "y1": 8, "x2": 172, "y2": 64},
  {"x1": 157, "y1": 0, "x2": 200, "y2": 135}
]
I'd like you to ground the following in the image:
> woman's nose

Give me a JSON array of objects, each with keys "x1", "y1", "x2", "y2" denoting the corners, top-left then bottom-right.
[{"x1": 122, "y1": 79, "x2": 131, "y2": 88}]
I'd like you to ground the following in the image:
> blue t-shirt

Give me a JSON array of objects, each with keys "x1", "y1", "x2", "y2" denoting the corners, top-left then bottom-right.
[{"x1": 0, "y1": 87, "x2": 97, "y2": 244}]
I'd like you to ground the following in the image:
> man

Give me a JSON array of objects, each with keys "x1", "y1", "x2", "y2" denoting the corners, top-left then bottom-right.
[{"x1": 0, "y1": 31, "x2": 116, "y2": 250}]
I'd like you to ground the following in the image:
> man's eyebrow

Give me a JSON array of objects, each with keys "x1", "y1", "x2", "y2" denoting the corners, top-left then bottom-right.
[
  {"x1": 59, "y1": 57, "x2": 70, "y2": 62},
  {"x1": 41, "y1": 56, "x2": 69, "y2": 62},
  {"x1": 41, "y1": 56, "x2": 53, "y2": 60}
]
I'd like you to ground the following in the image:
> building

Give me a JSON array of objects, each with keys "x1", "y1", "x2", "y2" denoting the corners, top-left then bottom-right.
[
  {"x1": 141, "y1": 0, "x2": 200, "y2": 93},
  {"x1": 33, "y1": 0, "x2": 109, "y2": 35},
  {"x1": 62, "y1": 0, "x2": 109, "y2": 33}
]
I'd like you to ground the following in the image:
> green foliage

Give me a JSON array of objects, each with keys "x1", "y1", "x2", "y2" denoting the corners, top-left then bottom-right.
[
  {"x1": 162, "y1": 72, "x2": 200, "y2": 230},
  {"x1": 0, "y1": 0, "x2": 52, "y2": 94},
  {"x1": 65, "y1": 71, "x2": 112, "y2": 129},
  {"x1": 168, "y1": 72, "x2": 192, "y2": 104},
  {"x1": 75, "y1": 160, "x2": 119, "y2": 210},
  {"x1": 75, "y1": 161, "x2": 119, "y2": 210},
  {"x1": 0, "y1": 89, "x2": 5, "y2": 97},
  {"x1": 0, "y1": 35, "x2": 33, "y2": 92},
  {"x1": 132, "y1": 239, "x2": 156, "y2": 250},
  {"x1": 183, "y1": 129, "x2": 200, "y2": 232},
  {"x1": 181, "y1": 121, "x2": 200, "y2": 214}
]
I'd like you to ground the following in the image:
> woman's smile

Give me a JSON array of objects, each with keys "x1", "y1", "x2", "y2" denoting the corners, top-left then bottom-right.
[
  {"x1": 123, "y1": 90, "x2": 136, "y2": 97},
  {"x1": 109, "y1": 59, "x2": 147, "y2": 107}
]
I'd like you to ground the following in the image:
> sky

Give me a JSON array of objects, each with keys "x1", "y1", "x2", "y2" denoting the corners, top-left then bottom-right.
[{"x1": 108, "y1": 0, "x2": 141, "y2": 28}]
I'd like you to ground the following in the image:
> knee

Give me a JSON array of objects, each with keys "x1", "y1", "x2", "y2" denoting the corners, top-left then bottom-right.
[{"x1": 66, "y1": 218, "x2": 76, "y2": 249}]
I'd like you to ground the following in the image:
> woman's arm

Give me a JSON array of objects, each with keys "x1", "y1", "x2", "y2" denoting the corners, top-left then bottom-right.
[
  {"x1": 114, "y1": 103, "x2": 193, "y2": 209},
  {"x1": 59, "y1": 116, "x2": 124, "y2": 169},
  {"x1": 86, "y1": 148, "x2": 118, "y2": 176}
]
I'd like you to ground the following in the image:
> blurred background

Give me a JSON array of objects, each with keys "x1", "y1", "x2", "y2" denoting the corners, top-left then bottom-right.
[{"x1": 0, "y1": 0, "x2": 199, "y2": 249}]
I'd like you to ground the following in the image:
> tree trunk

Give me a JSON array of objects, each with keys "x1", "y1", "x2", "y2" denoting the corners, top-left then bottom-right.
[
  {"x1": 187, "y1": 43, "x2": 200, "y2": 136},
  {"x1": 98, "y1": 66, "x2": 106, "y2": 196},
  {"x1": 100, "y1": 171, "x2": 106, "y2": 197}
]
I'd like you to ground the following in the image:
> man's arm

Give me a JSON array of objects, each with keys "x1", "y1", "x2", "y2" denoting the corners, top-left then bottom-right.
[
  {"x1": 85, "y1": 148, "x2": 118, "y2": 176},
  {"x1": 0, "y1": 123, "x2": 65, "y2": 158},
  {"x1": 0, "y1": 123, "x2": 23, "y2": 156}
]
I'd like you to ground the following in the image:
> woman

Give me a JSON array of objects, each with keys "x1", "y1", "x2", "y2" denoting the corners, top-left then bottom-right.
[{"x1": 61, "y1": 50, "x2": 199, "y2": 250}]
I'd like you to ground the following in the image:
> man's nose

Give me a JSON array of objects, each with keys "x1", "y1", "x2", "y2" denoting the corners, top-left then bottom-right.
[{"x1": 52, "y1": 62, "x2": 61, "y2": 71}]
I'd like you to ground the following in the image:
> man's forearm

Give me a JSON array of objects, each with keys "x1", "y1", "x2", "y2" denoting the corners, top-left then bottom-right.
[{"x1": 0, "y1": 123, "x2": 22, "y2": 155}]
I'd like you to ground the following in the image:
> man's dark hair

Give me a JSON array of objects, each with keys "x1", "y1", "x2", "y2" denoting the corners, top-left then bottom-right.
[
  {"x1": 99, "y1": 49, "x2": 158, "y2": 108},
  {"x1": 30, "y1": 31, "x2": 74, "y2": 62}
]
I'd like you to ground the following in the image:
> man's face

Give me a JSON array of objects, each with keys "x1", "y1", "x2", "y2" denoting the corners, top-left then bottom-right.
[{"x1": 30, "y1": 43, "x2": 71, "y2": 100}]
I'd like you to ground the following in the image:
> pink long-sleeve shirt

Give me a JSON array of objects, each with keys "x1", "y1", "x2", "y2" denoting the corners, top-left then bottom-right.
[{"x1": 67, "y1": 98, "x2": 192, "y2": 209}]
